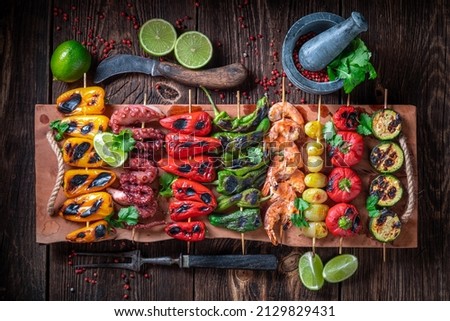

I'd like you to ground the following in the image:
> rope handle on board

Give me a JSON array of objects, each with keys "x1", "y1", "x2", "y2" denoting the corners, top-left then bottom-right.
[
  {"x1": 398, "y1": 135, "x2": 415, "y2": 224},
  {"x1": 46, "y1": 131, "x2": 65, "y2": 216}
]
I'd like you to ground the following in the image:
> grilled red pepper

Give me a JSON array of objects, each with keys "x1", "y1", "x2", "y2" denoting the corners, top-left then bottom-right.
[
  {"x1": 325, "y1": 203, "x2": 362, "y2": 237},
  {"x1": 327, "y1": 131, "x2": 364, "y2": 167},
  {"x1": 333, "y1": 106, "x2": 360, "y2": 131},
  {"x1": 172, "y1": 178, "x2": 217, "y2": 207},
  {"x1": 164, "y1": 221, "x2": 206, "y2": 242},
  {"x1": 158, "y1": 155, "x2": 216, "y2": 183},
  {"x1": 326, "y1": 167, "x2": 362, "y2": 203},
  {"x1": 169, "y1": 200, "x2": 214, "y2": 221},
  {"x1": 165, "y1": 132, "x2": 221, "y2": 158},
  {"x1": 159, "y1": 111, "x2": 212, "y2": 136}
]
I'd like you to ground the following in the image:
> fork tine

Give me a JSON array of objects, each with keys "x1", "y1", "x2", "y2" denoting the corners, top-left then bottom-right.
[
  {"x1": 75, "y1": 250, "x2": 138, "y2": 258},
  {"x1": 75, "y1": 263, "x2": 138, "y2": 271}
]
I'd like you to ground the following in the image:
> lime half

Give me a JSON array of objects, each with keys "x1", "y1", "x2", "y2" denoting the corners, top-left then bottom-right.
[
  {"x1": 322, "y1": 254, "x2": 358, "y2": 283},
  {"x1": 174, "y1": 31, "x2": 213, "y2": 69},
  {"x1": 93, "y1": 132, "x2": 127, "y2": 167},
  {"x1": 139, "y1": 18, "x2": 177, "y2": 56},
  {"x1": 298, "y1": 251, "x2": 324, "y2": 291}
]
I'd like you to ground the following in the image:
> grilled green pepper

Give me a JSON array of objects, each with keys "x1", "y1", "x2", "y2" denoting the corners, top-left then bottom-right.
[
  {"x1": 216, "y1": 188, "x2": 269, "y2": 212},
  {"x1": 221, "y1": 145, "x2": 266, "y2": 169},
  {"x1": 208, "y1": 208, "x2": 262, "y2": 233},
  {"x1": 202, "y1": 87, "x2": 269, "y2": 133},
  {"x1": 209, "y1": 208, "x2": 262, "y2": 233},
  {"x1": 213, "y1": 117, "x2": 270, "y2": 152},
  {"x1": 214, "y1": 166, "x2": 267, "y2": 195}
]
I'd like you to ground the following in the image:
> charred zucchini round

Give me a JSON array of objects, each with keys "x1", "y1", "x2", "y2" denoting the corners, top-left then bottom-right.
[
  {"x1": 372, "y1": 109, "x2": 402, "y2": 140},
  {"x1": 369, "y1": 174, "x2": 403, "y2": 207},
  {"x1": 370, "y1": 142, "x2": 404, "y2": 173},
  {"x1": 369, "y1": 210, "x2": 402, "y2": 243}
]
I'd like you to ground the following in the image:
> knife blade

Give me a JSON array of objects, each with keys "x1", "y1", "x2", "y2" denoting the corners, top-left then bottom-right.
[{"x1": 94, "y1": 54, "x2": 248, "y2": 90}]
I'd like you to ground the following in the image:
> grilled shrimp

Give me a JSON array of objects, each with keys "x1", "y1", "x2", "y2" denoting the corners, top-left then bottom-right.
[
  {"x1": 268, "y1": 119, "x2": 302, "y2": 142},
  {"x1": 269, "y1": 101, "x2": 305, "y2": 126},
  {"x1": 264, "y1": 199, "x2": 297, "y2": 246}
]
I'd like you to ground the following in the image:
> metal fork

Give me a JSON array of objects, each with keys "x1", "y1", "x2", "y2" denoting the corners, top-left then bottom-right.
[{"x1": 74, "y1": 250, "x2": 279, "y2": 271}]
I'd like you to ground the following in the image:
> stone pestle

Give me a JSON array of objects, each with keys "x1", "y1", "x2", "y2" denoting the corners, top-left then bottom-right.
[{"x1": 299, "y1": 12, "x2": 368, "y2": 72}]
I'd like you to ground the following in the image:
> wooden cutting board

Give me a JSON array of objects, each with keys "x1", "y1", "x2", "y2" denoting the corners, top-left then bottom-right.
[{"x1": 34, "y1": 103, "x2": 418, "y2": 248}]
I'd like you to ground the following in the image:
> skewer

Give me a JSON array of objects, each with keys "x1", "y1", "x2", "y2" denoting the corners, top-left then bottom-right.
[
  {"x1": 339, "y1": 237, "x2": 343, "y2": 254},
  {"x1": 187, "y1": 89, "x2": 192, "y2": 254},
  {"x1": 384, "y1": 89, "x2": 388, "y2": 109},
  {"x1": 236, "y1": 91, "x2": 246, "y2": 255},
  {"x1": 383, "y1": 243, "x2": 386, "y2": 263},
  {"x1": 346, "y1": 94, "x2": 350, "y2": 107}
]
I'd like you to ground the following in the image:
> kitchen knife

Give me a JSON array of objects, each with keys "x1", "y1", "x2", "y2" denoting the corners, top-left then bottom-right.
[{"x1": 94, "y1": 54, "x2": 248, "y2": 89}]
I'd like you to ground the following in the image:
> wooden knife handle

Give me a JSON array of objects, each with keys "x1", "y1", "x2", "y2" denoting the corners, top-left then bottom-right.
[
  {"x1": 184, "y1": 254, "x2": 278, "y2": 270},
  {"x1": 157, "y1": 61, "x2": 248, "y2": 90}
]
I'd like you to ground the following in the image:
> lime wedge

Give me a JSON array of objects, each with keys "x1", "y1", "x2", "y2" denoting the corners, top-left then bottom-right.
[
  {"x1": 174, "y1": 31, "x2": 213, "y2": 69},
  {"x1": 298, "y1": 251, "x2": 324, "y2": 291},
  {"x1": 322, "y1": 254, "x2": 358, "y2": 283},
  {"x1": 93, "y1": 132, "x2": 127, "y2": 167},
  {"x1": 139, "y1": 18, "x2": 177, "y2": 56}
]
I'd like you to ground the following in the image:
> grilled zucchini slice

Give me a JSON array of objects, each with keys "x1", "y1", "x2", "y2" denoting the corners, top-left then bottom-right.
[
  {"x1": 370, "y1": 142, "x2": 404, "y2": 173},
  {"x1": 372, "y1": 109, "x2": 402, "y2": 140},
  {"x1": 369, "y1": 210, "x2": 402, "y2": 243},
  {"x1": 369, "y1": 174, "x2": 403, "y2": 207}
]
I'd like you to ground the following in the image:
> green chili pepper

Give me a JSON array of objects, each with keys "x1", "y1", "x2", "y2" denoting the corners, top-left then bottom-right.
[
  {"x1": 221, "y1": 146, "x2": 266, "y2": 168},
  {"x1": 214, "y1": 166, "x2": 267, "y2": 195},
  {"x1": 201, "y1": 86, "x2": 269, "y2": 133},
  {"x1": 216, "y1": 188, "x2": 269, "y2": 212},
  {"x1": 209, "y1": 208, "x2": 262, "y2": 233},
  {"x1": 213, "y1": 118, "x2": 270, "y2": 152}
]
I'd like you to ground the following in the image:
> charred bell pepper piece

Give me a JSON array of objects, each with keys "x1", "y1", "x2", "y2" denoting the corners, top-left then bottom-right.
[
  {"x1": 216, "y1": 188, "x2": 268, "y2": 212},
  {"x1": 215, "y1": 166, "x2": 267, "y2": 195},
  {"x1": 50, "y1": 115, "x2": 109, "y2": 140},
  {"x1": 325, "y1": 203, "x2": 362, "y2": 237},
  {"x1": 327, "y1": 131, "x2": 364, "y2": 167},
  {"x1": 164, "y1": 221, "x2": 206, "y2": 242},
  {"x1": 165, "y1": 132, "x2": 221, "y2": 158},
  {"x1": 65, "y1": 220, "x2": 115, "y2": 243},
  {"x1": 63, "y1": 169, "x2": 116, "y2": 198},
  {"x1": 326, "y1": 167, "x2": 362, "y2": 203},
  {"x1": 62, "y1": 137, "x2": 104, "y2": 168},
  {"x1": 209, "y1": 208, "x2": 262, "y2": 233},
  {"x1": 159, "y1": 111, "x2": 212, "y2": 136},
  {"x1": 58, "y1": 192, "x2": 114, "y2": 222},
  {"x1": 157, "y1": 155, "x2": 216, "y2": 183},
  {"x1": 171, "y1": 178, "x2": 217, "y2": 207},
  {"x1": 56, "y1": 86, "x2": 105, "y2": 116},
  {"x1": 202, "y1": 86, "x2": 269, "y2": 133},
  {"x1": 221, "y1": 145, "x2": 267, "y2": 169},
  {"x1": 169, "y1": 200, "x2": 214, "y2": 221}
]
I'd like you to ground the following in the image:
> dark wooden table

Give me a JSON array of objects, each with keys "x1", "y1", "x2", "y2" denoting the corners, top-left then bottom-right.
[{"x1": 1, "y1": 0, "x2": 449, "y2": 301}]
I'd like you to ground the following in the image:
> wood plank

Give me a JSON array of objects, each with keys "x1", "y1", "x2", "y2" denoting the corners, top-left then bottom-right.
[
  {"x1": 48, "y1": 0, "x2": 198, "y2": 301},
  {"x1": 342, "y1": 0, "x2": 450, "y2": 300},
  {"x1": 0, "y1": 0, "x2": 50, "y2": 300}
]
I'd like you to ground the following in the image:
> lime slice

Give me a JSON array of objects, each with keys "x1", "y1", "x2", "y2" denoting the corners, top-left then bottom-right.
[
  {"x1": 93, "y1": 132, "x2": 127, "y2": 167},
  {"x1": 298, "y1": 251, "x2": 324, "y2": 291},
  {"x1": 174, "y1": 31, "x2": 213, "y2": 69},
  {"x1": 139, "y1": 18, "x2": 177, "y2": 56},
  {"x1": 322, "y1": 254, "x2": 358, "y2": 283}
]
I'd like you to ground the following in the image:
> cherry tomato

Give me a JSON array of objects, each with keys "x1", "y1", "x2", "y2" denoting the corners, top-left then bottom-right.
[
  {"x1": 306, "y1": 141, "x2": 324, "y2": 156},
  {"x1": 305, "y1": 121, "x2": 323, "y2": 139}
]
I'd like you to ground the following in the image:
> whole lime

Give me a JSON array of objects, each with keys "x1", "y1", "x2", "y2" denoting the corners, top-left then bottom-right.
[{"x1": 51, "y1": 40, "x2": 92, "y2": 83}]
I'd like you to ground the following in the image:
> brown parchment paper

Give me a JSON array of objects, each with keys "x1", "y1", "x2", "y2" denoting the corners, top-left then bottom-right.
[{"x1": 35, "y1": 104, "x2": 418, "y2": 248}]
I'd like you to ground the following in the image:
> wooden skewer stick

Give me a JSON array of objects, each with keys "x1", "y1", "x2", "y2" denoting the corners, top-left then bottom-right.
[
  {"x1": 339, "y1": 237, "x2": 343, "y2": 254},
  {"x1": 383, "y1": 243, "x2": 386, "y2": 263},
  {"x1": 236, "y1": 91, "x2": 246, "y2": 255},
  {"x1": 312, "y1": 235, "x2": 316, "y2": 257},
  {"x1": 187, "y1": 89, "x2": 192, "y2": 254},
  {"x1": 83, "y1": 73, "x2": 87, "y2": 89},
  {"x1": 282, "y1": 75, "x2": 286, "y2": 104},
  {"x1": 384, "y1": 89, "x2": 388, "y2": 109},
  {"x1": 347, "y1": 94, "x2": 350, "y2": 106}
]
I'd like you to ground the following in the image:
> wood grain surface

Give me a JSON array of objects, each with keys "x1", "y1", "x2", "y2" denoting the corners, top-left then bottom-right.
[{"x1": 1, "y1": 0, "x2": 449, "y2": 301}]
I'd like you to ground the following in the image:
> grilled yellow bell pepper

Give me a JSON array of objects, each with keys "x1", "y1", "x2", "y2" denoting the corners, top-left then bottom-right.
[
  {"x1": 52, "y1": 115, "x2": 109, "y2": 140},
  {"x1": 58, "y1": 192, "x2": 113, "y2": 222},
  {"x1": 62, "y1": 137, "x2": 104, "y2": 168},
  {"x1": 63, "y1": 169, "x2": 116, "y2": 198},
  {"x1": 65, "y1": 220, "x2": 115, "y2": 243},
  {"x1": 56, "y1": 86, "x2": 105, "y2": 116}
]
